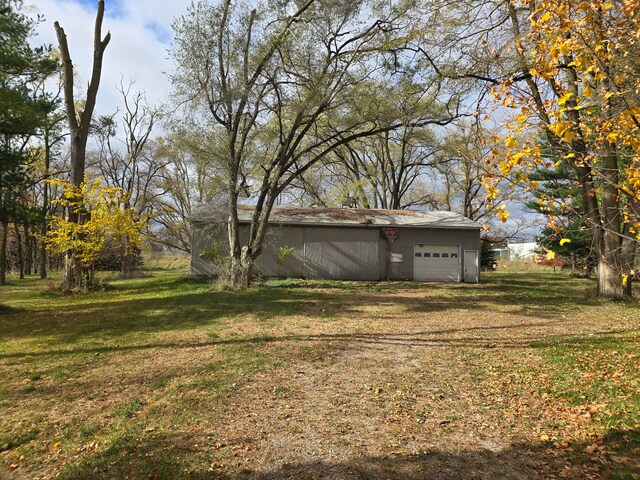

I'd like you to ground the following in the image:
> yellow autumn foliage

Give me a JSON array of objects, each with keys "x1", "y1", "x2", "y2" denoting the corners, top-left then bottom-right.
[
  {"x1": 43, "y1": 178, "x2": 148, "y2": 269},
  {"x1": 487, "y1": 0, "x2": 640, "y2": 237}
]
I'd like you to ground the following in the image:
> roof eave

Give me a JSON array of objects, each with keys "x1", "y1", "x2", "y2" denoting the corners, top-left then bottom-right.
[{"x1": 237, "y1": 220, "x2": 481, "y2": 229}]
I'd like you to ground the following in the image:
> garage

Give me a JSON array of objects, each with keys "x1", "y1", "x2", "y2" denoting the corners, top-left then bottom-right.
[
  {"x1": 414, "y1": 244, "x2": 461, "y2": 282},
  {"x1": 191, "y1": 206, "x2": 481, "y2": 282}
]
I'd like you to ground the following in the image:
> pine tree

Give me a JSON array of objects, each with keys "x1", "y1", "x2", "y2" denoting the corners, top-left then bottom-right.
[
  {"x1": 0, "y1": 0, "x2": 57, "y2": 285},
  {"x1": 526, "y1": 160, "x2": 593, "y2": 270}
]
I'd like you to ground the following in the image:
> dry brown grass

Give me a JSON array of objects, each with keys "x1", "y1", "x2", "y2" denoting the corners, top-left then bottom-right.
[{"x1": 0, "y1": 269, "x2": 638, "y2": 479}]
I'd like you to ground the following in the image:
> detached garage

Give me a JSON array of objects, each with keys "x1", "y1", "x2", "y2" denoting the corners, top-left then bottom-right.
[{"x1": 191, "y1": 206, "x2": 482, "y2": 282}]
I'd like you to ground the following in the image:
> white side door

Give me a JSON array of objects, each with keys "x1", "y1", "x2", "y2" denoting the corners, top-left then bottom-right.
[{"x1": 464, "y1": 250, "x2": 479, "y2": 283}]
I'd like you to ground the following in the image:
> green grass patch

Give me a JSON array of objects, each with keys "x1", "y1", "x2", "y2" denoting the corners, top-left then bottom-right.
[
  {"x1": 531, "y1": 332, "x2": 640, "y2": 479},
  {"x1": 26, "y1": 371, "x2": 42, "y2": 382},
  {"x1": 533, "y1": 332, "x2": 640, "y2": 429},
  {"x1": 0, "y1": 427, "x2": 39, "y2": 451},
  {"x1": 1, "y1": 265, "x2": 638, "y2": 478},
  {"x1": 112, "y1": 398, "x2": 144, "y2": 419}
]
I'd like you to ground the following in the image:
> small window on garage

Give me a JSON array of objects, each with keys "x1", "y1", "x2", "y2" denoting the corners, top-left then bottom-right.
[
  {"x1": 433, "y1": 253, "x2": 440, "y2": 258},
  {"x1": 424, "y1": 253, "x2": 431, "y2": 257},
  {"x1": 451, "y1": 253, "x2": 458, "y2": 258},
  {"x1": 442, "y1": 253, "x2": 449, "y2": 258},
  {"x1": 415, "y1": 252, "x2": 422, "y2": 257}
]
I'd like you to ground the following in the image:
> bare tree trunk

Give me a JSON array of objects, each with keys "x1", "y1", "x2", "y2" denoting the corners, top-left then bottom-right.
[
  {"x1": 13, "y1": 222, "x2": 24, "y2": 279},
  {"x1": 39, "y1": 126, "x2": 52, "y2": 279},
  {"x1": 597, "y1": 250, "x2": 622, "y2": 298},
  {"x1": 621, "y1": 253, "x2": 634, "y2": 297},
  {"x1": 23, "y1": 221, "x2": 32, "y2": 276},
  {"x1": 228, "y1": 220, "x2": 250, "y2": 289},
  {"x1": 63, "y1": 252, "x2": 82, "y2": 290},
  {"x1": 120, "y1": 234, "x2": 135, "y2": 278},
  {"x1": 621, "y1": 231, "x2": 636, "y2": 298},
  {"x1": 40, "y1": 182, "x2": 49, "y2": 279},
  {"x1": 0, "y1": 221, "x2": 7, "y2": 285},
  {"x1": 230, "y1": 247, "x2": 253, "y2": 289},
  {"x1": 596, "y1": 109, "x2": 625, "y2": 297},
  {"x1": 39, "y1": 232, "x2": 48, "y2": 278},
  {"x1": 593, "y1": 221, "x2": 625, "y2": 298},
  {"x1": 55, "y1": 0, "x2": 110, "y2": 290}
]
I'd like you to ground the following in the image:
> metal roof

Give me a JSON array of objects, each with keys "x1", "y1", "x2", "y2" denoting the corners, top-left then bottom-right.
[{"x1": 194, "y1": 205, "x2": 481, "y2": 230}]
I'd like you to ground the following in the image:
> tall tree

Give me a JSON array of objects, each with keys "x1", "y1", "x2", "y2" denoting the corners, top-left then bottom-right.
[
  {"x1": 0, "y1": 0, "x2": 56, "y2": 285},
  {"x1": 32, "y1": 78, "x2": 66, "y2": 279},
  {"x1": 90, "y1": 81, "x2": 164, "y2": 275},
  {"x1": 290, "y1": 78, "x2": 453, "y2": 210},
  {"x1": 92, "y1": 81, "x2": 164, "y2": 214},
  {"x1": 428, "y1": 122, "x2": 510, "y2": 223},
  {"x1": 171, "y1": 0, "x2": 458, "y2": 288},
  {"x1": 525, "y1": 150, "x2": 594, "y2": 270},
  {"x1": 54, "y1": 0, "x2": 110, "y2": 289},
  {"x1": 151, "y1": 127, "x2": 227, "y2": 253},
  {"x1": 486, "y1": 0, "x2": 640, "y2": 297}
]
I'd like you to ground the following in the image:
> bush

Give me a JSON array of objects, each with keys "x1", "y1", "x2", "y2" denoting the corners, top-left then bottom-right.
[
  {"x1": 95, "y1": 243, "x2": 143, "y2": 271},
  {"x1": 480, "y1": 238, "x2": 497, "y2": 271}
]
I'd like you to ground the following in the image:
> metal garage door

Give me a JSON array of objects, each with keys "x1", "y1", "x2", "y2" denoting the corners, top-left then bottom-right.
[
  {"x1": 304, "y1": 228, "x2": 379, "y2": 280},
  {"x1": 413, "y1": 244, "x2": 461, "y2": 282}
]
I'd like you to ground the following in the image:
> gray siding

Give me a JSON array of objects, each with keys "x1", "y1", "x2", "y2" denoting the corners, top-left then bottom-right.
[
  {"x1": 191, "y1": 221, "x2": 480, "y2": 282},
  {"x1": 253, "y1": 225, "x2": 305, "y2": 278},
  {"x1": 304, "y1": 227, "x2": 379, "y2": 280}
]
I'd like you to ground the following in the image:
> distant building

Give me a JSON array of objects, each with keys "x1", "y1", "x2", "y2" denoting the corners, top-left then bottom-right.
[{"x1": 507, "y1": 242, "x2": 538, "y2": 260}]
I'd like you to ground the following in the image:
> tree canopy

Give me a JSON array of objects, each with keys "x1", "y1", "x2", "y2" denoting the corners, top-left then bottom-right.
[
  {"x1": 0, "y1": 0, "x2": 57, "y2": 285},
  {"x1": 484, "y1": 0, "x2": 640, "y2": 297}
]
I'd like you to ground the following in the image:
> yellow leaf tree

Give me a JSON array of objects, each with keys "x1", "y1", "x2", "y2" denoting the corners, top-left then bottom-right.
[
  {"x1": 43, "y1": 179, "x2": 147, "y2": 290},
  {"x1": 488, "y1": 0, "x2": 640, "y2": 297},
  {"x1": 54, "y1": 0, "x2": 111, "y2": 290}
]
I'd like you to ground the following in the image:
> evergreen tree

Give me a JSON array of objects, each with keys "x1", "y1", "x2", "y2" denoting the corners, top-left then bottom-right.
[
  {"x1": 526, "y1": 159, "x2": 593, "y2": 270},
  {"x1": 0, "y1": 0, "x2": 57, "y2": 285},
  {"x1": 480, "y1": 238, "x2": 496, "y2": 271}
]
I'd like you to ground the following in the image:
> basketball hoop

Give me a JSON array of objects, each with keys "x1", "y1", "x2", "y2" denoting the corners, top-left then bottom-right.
[
  {"x1": 382, "y1": 227, "x2": 399, "y2": 242},
  {"x1": 382, "y1": 228, "x2": 399, "y2": 281}
]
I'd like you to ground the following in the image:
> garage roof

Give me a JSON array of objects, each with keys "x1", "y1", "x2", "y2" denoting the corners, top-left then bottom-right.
[{"x1": 195, "y1": 205, "x2": 481, "y2": 230}]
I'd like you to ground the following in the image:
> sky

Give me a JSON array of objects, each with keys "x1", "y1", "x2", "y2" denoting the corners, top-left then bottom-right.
[
  {"x1": 30, "y1": 0, "x2": 191, "y2": 115},
  {"x1": 27, "y1": 0, "x2": 541, "y2": 240}
]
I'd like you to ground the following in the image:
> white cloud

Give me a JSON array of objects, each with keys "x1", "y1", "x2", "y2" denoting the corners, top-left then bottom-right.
[{"x1": 30, "y1": 0, "x2": 192, "y2": 115}]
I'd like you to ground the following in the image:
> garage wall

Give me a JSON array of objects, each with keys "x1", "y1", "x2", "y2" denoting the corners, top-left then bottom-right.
[
  {"x1": 304, "y1": 227, "x2": 379, "y2": 280},
  {"x1": 253, "y1": 225, "x2": 305, "y2": 277},
  {"x1": 192, "y1": 221, "x2": 480, "y2": 281},
  {"x1": 190, "y1": 222, "x2": 306, "y2": 277},
  {"x1": 379, "y1": 228, "x2": 480, "y2": 281}
]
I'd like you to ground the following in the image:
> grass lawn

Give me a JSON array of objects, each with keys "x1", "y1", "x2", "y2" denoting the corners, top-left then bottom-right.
[{"x1": 0, "y1": 263, "x2": 639, "y2": 479}]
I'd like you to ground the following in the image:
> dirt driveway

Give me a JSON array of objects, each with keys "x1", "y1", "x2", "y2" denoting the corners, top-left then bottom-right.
[{"x1": 206, "y1": 282, "x2": 638, "y2": 479}]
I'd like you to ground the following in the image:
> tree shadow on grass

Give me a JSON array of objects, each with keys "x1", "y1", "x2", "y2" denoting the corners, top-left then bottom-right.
[
  {"x1": 0, "y1": 270, "x2": 634, "y2": 355},
  {"x1": 263, "y1": 271, "x2": 622, "y2": 316},
  {"x1": 56, "y1": 428, "x2": 639, "y2": 480},
  {"x1": 0, "y1": 286, "x2": 333, "y2": 347},
  {"x1": 3, "y1": 322, "x2": 637, "y2": 361},
  {"x1": 0, "y1": 304, "x2": 19, "y2": 314}
]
